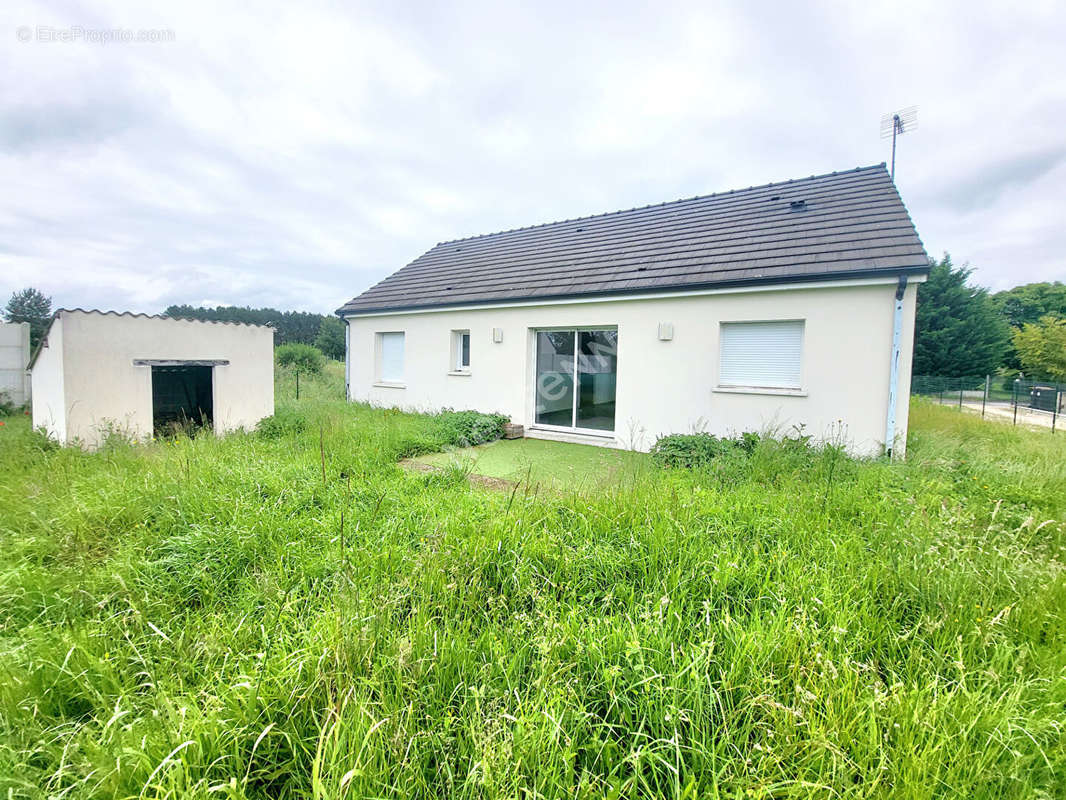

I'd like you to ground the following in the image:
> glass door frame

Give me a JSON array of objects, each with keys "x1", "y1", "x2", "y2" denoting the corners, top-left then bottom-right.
[{"x1": 530, "y1": 325, "x2": 618, "y2": 436}]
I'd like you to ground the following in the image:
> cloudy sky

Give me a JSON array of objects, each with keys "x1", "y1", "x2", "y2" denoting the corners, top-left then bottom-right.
[{"x1": 3, "y1": 0, "x2": 1064, "y2": 314}]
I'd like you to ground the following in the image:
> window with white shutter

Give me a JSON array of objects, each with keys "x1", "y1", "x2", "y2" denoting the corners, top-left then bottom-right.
[
  {"x1": 719, "y1": 320, "x2": 803, "y2": 389},
  {"x1": 378, "y1": 332, "x2": 405, "y2": 383}
]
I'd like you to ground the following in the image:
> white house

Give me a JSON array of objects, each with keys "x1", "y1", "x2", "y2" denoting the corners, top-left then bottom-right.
[
  {"x1": 338, "y1": 164, "x2": 928, "y2": 456},
  {"x1": 0, "y1": 321, "x2": 31, "y2": 408},
  {"x1": 30, "y1": 310, "x2": 274, "y2": 447}
]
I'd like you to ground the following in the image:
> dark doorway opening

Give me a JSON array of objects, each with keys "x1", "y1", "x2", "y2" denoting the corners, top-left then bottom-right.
[{"x1": 151, "y1": 365, "x2": 213, "y2": 436}]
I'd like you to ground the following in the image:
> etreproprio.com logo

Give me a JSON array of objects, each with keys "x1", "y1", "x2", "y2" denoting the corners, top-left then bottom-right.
[{"x1": 16, "y1": 25, "x2": 176, "y2": 44}]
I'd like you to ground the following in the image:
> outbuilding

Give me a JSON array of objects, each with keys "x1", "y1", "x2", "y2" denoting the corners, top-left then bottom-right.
[
  {"x1": 338, "y1": 164, "x2": 929, "y2": 457},
  {"x1": 0, "y1": 321, "x2": 31, "y2": 408},
  {"x1": 30, "y1": 310, "x2": 274, "y2": 447}
]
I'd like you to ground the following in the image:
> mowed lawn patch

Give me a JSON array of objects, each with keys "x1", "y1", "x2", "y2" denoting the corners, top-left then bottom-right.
[
  {"x1": 0, "y1": 380, "x2": 1065, "y2": 799},
  {"x1": 412, "y1": 436, "x2": 651, "y2": 491}
]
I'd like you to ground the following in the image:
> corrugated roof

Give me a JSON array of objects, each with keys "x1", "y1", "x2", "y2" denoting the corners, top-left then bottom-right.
[
  {"x1": 53, "y1": 308, "x2": 274, "y2": 328},
  {"x1": 337, "y1": 163, "x2": 929, "y2": 315}
]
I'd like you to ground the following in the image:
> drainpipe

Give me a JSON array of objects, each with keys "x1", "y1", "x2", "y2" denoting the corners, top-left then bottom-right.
[
  {"x1": 884, "y1": 275, "x2": 908, "y2": 458},
  {"x1": 343, "y1": 317, "x2": 351, "y2": 401}
]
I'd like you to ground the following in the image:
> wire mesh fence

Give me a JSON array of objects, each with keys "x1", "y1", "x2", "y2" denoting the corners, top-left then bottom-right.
[{"x1": 911, "y1": 375, "x2": 1064, "y2": 432}]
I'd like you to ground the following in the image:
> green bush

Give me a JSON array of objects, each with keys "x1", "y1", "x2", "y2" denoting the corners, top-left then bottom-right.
[
  {"x1": 736, "y1": 430, "x2": 763, "y2": 454},
  {"x1": 435, "y1": 410, "x2": 509, "y2": 447},
  {"x1": 0, "y1": 391, "x2": 16, "y2": 416},
  {"x1": 392, "y1": 435, "x2": 442, "y2": 460},
  {"x1": 275, "y1": 343, "x2": 325, "y2": 375},
  {"x1": 652, "y1": 428, "x2": 820, "y2": 469},
  {"x1": 650, "y1": 432, "x2": 738, "y2": 468},
  {"x1": 382, "y1": 410, "x2": 508, "y2": 460},
  {"x1": 256, "y1": 408, "x2": 308, "y2": 439}
]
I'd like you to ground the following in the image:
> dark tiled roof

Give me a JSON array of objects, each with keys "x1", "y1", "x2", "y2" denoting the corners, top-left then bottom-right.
[{"x1": 337, "y1": 163, "x2": 928, "y2": 315}]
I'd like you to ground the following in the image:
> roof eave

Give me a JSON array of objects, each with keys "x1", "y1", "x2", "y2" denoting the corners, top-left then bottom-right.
[{"x1": 336, "y1": 264, "x2": 930, "y2": 317}]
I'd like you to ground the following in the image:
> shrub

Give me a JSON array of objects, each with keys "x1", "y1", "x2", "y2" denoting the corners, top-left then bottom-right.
[
  {"x1": 256, "y1": 408, "x2": 308, "y2": 439},
  {"x1": 435, "y1": 410, "x2": 509, "y2": 447},
  {"x1": 276, "y1": 343, "x2": 325, "y2": 375},
  {"x1": 392, "y1": 435, "x2": 441, "y2": 460},
  {"x1": 736, "y1": 431, "x2": 762, "y2": 454},
  {"x1": 650, "y1": 432, "x2": 738, "y2": 468},
  {"x1": 0, "y1": 391, "x2": 15, "y2": 416},
  {"x1": 651, "y1": 428, "x2": 821, "y2": 469}
]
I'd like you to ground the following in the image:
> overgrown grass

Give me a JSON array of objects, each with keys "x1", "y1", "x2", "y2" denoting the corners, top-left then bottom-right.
[{"x1": 1, "y1": 381, "x2": 1064, "y2": 798}]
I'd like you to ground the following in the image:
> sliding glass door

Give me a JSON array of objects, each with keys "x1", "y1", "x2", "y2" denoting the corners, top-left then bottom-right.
[
  {"x1": 534, "y1": 329, "x2": 617, "y2": 432},
  {"x1": 576, "y1": 330, "x2": 618, "y2": 431},
  {"x1": 534, "y1": 331, "x2": 575, "y2": 427}
]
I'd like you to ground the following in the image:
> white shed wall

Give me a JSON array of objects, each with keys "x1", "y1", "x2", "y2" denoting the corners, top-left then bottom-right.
[
  {"x1": 30, "y1": 317, "x2": 66, "y2": 441},
  {"x1": 31, "y1": 311, "x2": 274, "y2": 448},
  {"x1": 0, "y1": 321, "x2": 31, "y2": 407},
  {"x1": 345, "y1": 279, "x2": 919, "y2": 457}
]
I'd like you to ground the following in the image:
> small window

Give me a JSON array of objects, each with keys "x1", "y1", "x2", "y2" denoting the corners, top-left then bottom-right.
[
  {"x1": 452, "y1": 330, "x2": 471, "y2": 372},
  {"x1": 378, "y1": 332, "x2": 405, "y2": 383},
  {"x1": 719, "y1": 320, "x2": 803, "y2": 389}
]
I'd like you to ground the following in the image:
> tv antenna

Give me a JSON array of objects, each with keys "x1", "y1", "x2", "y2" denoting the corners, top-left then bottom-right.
[{"x1": 880, "y1": 106, "x2": 917, "y2": 181}]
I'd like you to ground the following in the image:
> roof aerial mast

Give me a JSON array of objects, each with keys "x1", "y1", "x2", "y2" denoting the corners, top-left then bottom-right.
[{"x1": 880, "y1": 106, "x2": 917, "y2": 181}]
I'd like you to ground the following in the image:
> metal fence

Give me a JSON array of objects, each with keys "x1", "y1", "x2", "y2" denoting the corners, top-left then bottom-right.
[{"x1": 911, "y1": 375, "x2": 1064, "y2": 432}]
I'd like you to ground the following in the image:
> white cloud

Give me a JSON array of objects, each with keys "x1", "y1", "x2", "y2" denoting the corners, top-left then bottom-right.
[{"x1": 2, "y1": 0, "x2": 1064, "y2": 314}]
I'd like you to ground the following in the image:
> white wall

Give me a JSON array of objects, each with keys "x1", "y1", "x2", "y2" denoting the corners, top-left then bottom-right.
[
  {"x1": 0, "y1": 321, "x2": 31, "y2": 407},
  {"x1": 345, "y1": 279, "x2": 920, "y2": 457},
  {"x1": 30, "y1": 317, "x2": 66, "y2": 441},
  {"x1": 31, "y1": 311, "x2": 274, "y2": 448}
]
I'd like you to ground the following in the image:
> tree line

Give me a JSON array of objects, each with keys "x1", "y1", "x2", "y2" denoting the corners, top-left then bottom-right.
[
  {"x1": 162, "y1": 304, "x2": 345, "y2": 359},
  {"x1": 914, "y1": 255, "x2": 1066, "y2": 381},
  {"x1": 3, "y1": 292, "x2": 346, "y2": 360}
]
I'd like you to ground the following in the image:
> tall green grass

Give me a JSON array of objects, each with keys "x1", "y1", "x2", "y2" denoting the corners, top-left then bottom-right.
[{"x1": 0, "y1": 377, "x2": 1063, "y2": 798}]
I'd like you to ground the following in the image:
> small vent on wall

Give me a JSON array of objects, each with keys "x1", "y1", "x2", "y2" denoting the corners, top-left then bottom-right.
[{"x1": 658, "y1": 322, "x2": 674, "y2": 341}]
